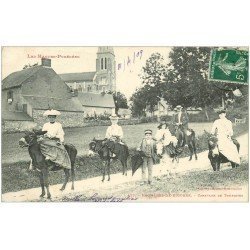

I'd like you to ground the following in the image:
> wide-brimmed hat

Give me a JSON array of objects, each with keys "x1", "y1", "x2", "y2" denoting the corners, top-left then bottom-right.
[
  {"x1": 109, "y1": 114, "x2": 119, "y2": 120},
  {"x1": 144, "y1": 129, "x2": 152, "y2": 135},
  {"x1": 176, "y1": 105, "x2": 183, "y2": 110},
  {"x1": 43, "y1": 109, "x2": 61, "y2": 117},
  {"x1": 217, "y1": 109, "x2": 226, "y2": 114}
]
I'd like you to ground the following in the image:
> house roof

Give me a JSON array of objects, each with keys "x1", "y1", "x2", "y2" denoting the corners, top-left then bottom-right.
[
  {"x1": 2, "y1": 66, "x2": 42, "y2": 90},
  {"x1": 2, "y1": 110, "x2": 33, "y2": 121},
  {"x1": 77, "y1": 92, "x2": 115, "y2": 108},
  {"x1": 59, "y1": 72, "x2": 96, "y2": 82},
  {"x1": 23, "y1": 95, "x2": 84, "y2": 112}
]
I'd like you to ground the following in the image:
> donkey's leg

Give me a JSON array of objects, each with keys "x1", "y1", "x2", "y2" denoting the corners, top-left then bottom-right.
[
  {"x1": 42, "y1": 168, "x2": 51, "y2": 199},
  {"x1": 215, "y1": 160, "x2": 220, "y2": 171},
  {"x1": 107, "y1": 160, "x2": 111, "y2": 181},
  {"x1": 71, "y1": 166, "x2": 75, "y2": 190},
  {"x1": 60, "y1": 169, "x2": 70, "y2": 191},
  {"x1": 102, "y1": 161, "x2": 106, "y2": 182},
  {"x1": 192, "y1": 140, "x2": 198, "y2": 160},
  {"x1": 124, "y1": 160, "x2": 128, "y2": 176},
  {"x1": 39, "y1": 171, "x2": 45, "y2": 198},
  {"x1": 188, "y1": 143, "x2": 193, "y2": 161}
]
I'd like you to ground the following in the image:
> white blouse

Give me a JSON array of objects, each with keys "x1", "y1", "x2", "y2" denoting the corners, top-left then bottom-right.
[
  {"x1": 105, "y1": 124, "x2": 123, "y2": 139},
  {"x1": 42, "y1": 122, "x2": 65, "y2": 142},
  {"x1": 211, "y1": 118, "x2": 233, "y2": 138}
]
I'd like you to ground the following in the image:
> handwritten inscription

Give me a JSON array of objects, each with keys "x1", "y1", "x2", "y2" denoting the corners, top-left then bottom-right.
[
  {"x1": 62, "y1": 193, "x2": 138, "y2": 202},
  {"x1": 117, "y1": 49, "x2": 143, "y2": 71}
]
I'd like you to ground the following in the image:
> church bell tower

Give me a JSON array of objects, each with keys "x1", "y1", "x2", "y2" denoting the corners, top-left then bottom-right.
[{"x1": 95, "y1": 46, "x2": 116, "y2": 93}]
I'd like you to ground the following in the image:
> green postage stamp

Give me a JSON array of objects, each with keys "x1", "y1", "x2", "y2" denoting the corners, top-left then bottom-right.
[{"x1": 209, "y1": 49, "x2": 248, "y2": 84}]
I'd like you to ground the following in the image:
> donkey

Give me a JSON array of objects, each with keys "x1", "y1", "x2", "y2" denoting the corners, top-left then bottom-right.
[
  {"x1": 88, "y1": 138, "x2": 129, "y2": 182},
  {"x1": 207, "y1": 133, "x2": 240, "y2": 171},
  {"x1": 171, "y1": 124, "x2": 198, "y2": 161},
  {"x1": 19, "y1": 130, "x2": 77, "y2": 199}
]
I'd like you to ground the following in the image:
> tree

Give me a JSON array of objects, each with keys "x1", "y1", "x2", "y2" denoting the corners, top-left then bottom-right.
[
  {"x1": 111, "y1": 91, "x2": 128, "y2": 114},
  {"x1": 130, "y1": 87, "x2": 147, "y2": 117},
  {"x1": 140, "y1": 53, "x2": 167, "y2": 113},
  {"x1": 163, "y1": 47, "x2": 222, "y2": 120}
]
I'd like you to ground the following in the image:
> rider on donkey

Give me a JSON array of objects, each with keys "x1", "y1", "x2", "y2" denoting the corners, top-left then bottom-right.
[
  {"x1": 172, "y1": 105, "x2": 189, "y2": 146},
  {"x1": 105, "y1": 114, "x2": 125, "y2": 157},
  {"x1": 211, "y1": 109, "x2": 240, "y2": 166},
  {"x1": 105, "y1": 114, "x2": 124, "y2": 143},
  {"x1": 29, "y1": 109, "x2": 71, "y2": 171},
  {"x1": 40, "y1": 109, "x2": 71, "y2": 170}
]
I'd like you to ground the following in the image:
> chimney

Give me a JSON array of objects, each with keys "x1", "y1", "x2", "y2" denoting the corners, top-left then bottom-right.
[{"x1": 41, "y1": 58, "x2": 51, "y2": 67}]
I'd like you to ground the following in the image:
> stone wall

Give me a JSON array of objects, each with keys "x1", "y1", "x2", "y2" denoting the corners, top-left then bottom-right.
[
  {"x1": 2, "y1": 120, "x2": 37, "y2": 133},
  {"x1": 32, "y1": 109, "x2": 85, "y2": 128},
  {"x1": 83, "y1": 106, "x2": 114, "y2": 116},
  {"x1": 2, "y1": 111, "x2": 141, "y2": 133}
]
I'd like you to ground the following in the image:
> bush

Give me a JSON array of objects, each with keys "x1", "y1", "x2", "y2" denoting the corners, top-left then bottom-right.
[
  {"x1": 159, "y1": 115, "x2": 172, "y2": 122},
  {"x1": 140, "y1": 116, "x2": 158, "y2": 123}
]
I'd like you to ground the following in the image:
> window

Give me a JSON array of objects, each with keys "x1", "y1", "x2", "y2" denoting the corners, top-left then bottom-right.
[
  {"x1": 87, "y1": 85, "x2": 92, "y2": 92},
  {"x1": 101, "y1": 58, "x2": 103, "y2": 70},
  {"x1": 7, "y1": 90, "x2": 13, "y2": 104},
  {"x1": 105, "y1": 57, "x2": 107, "y2": 69},
  {"x1": 96, "y1": 85, "x2": 99, "y2": 91}
]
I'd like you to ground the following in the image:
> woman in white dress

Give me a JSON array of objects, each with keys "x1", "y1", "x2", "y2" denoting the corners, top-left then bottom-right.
[
  {"x1": 155, "y1": 122, "x2": 178, "y2": 156},
  {"x1": 105, "y1": 114, "x2": 124, "y2": 142},
  {"x1": 211, "y1": 109, "x2": 240, "y2": 165},
  {"x1": 40, "y1": 109, "x2": 71, "y2": 170}
]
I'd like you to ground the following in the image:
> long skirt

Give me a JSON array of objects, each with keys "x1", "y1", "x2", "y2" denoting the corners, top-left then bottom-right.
[
  {"x1": 217, "y1": 135, "x2": 240, "y2": 164},
  {"x1": 40, "y1": 139, "x2": 71, "y2": 169}
]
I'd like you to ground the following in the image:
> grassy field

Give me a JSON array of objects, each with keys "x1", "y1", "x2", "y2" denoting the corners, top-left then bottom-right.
[{"x1": 1, "y1": 122, "x2": 248, "y2": 194}]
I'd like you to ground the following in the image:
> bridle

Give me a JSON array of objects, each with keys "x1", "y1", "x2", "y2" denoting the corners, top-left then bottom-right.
[
  {"x1": 25, "y1": 134, "x2": 37, "y2": 148},
  {"x1": 91, "y1": 140, "x2": 106, "y2": 154}
]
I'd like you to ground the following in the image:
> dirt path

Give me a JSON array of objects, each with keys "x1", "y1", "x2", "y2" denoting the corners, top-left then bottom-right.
[{"x1": 2, "y1": 133, "x2": 248, "y2": 202}]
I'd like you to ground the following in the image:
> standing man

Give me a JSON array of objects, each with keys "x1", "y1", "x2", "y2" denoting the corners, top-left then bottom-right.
[
  {"x1": 172, "y1": 105, "x2": 189, "y2": 145},
  {"x1": 137, "y1": 129, "x2": 157, "y2": 185},
  {"x1": 211, "y1": 109, "x2": 240, "y2": 166}
]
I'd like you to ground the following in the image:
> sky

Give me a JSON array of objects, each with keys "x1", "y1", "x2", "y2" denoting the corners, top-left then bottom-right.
[{"x1": 1, "y1": 47, "x2": 171, "y2": 98}]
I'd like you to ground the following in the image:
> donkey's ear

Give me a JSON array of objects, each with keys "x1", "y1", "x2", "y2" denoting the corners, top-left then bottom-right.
[{"x1": 93, "y1": 137, "x2": 96, "y2": 140}]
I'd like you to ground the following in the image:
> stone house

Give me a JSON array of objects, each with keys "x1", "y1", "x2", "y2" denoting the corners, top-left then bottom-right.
[
  {"x1": 146, "y1": 98, "x2": 169, "y2": 118},
  {"x1": 2, "y1": 58, "x2": 85, "y2": 131},
  {"x1": 118, "y1": 108, "x2": 132, "y2": 119},
  {"x1": 77, "y1": 92, "x2": 115, "y2": 117}
]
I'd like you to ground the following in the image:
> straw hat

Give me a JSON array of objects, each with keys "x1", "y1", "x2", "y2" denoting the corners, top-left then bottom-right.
[
  {"x1": 176, "y1": 105, "x2": 183, "y2": 110},
  {"x1": 43, "y1": 109, "x2": 61, "y2": 117},
  {"x1": 109, "y1": 114, "x2": 119, "y2": 120}
]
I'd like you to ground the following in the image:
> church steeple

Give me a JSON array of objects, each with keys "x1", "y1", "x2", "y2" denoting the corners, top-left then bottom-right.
[{"x1": 95, "y1": 46, "x2": 116, "y2": 92}]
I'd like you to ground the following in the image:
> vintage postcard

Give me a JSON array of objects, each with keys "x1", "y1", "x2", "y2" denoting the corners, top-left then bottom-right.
[{"x1": 1, "y1": 46, "x2": 249, "y2": 202}]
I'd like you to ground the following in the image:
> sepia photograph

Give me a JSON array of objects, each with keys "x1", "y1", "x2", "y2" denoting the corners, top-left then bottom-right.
[{"x1": 1, "y1": 46, "x2": 248, "y2": 202}]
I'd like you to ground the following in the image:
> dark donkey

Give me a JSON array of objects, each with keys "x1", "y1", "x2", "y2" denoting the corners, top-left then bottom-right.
[
  {"x1": 89, "y1": 138, "x2": 129, "y2": 182},
  {"x1": 206, "y1": 133, "x2": 240, "y2": 171},
  {"x1": 170, "y1": 124, "x2": 198, "y2": 161},
  {"x1": 19, "y1": 130, "x2": 77, "y2": 199}
]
